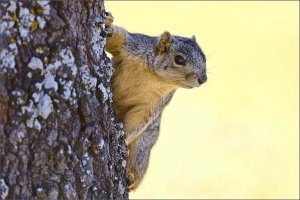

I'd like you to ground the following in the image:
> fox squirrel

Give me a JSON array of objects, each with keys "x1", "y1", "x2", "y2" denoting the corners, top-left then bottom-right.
[{"x1": 104, "y1": 12, "x2": 207, "y2": 190}]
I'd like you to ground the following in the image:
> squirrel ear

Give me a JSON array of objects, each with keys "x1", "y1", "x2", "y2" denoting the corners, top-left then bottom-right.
[
  {"x1": 191, "y1": 35, "x2": 196, "y2": 42},
  {"x1": 155, "y1": 31, "x2": 172, "y2": 55}
]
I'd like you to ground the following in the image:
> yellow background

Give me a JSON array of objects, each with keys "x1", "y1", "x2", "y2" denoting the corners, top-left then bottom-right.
[{"x1": 105, "y1": 1, "x2": 299, "y2": 199}]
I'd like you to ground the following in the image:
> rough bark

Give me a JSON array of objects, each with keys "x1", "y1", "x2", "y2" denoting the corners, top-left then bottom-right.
[{"x1": 0, "y1": 0, "x2": 129, "y2": 199}]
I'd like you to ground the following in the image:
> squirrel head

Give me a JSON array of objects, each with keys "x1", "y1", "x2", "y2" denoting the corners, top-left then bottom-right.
[{"x1": 153, "y1": 32, "x2": 207, "y2": 88}]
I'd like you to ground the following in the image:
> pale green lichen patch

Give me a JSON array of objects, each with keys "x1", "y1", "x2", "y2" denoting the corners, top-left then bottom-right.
[
  {"x1": 27, "y1": 48, "x2": 77, "y2": 96},
  {"x1": 36, "y1": 16, "x2": 46, "y2": 29},
  {"x1": 7, "y1": 1, "x2": 16, "y2": 13},
  {"x1": 89, "y1": 19, "x2": 116, "y2": 105},
  {"x1": 0, "y1": 49, "x2": 14, "y2": 70},
  {"x1": 80, "y1": 64, "x2": 97, "y2": 94},
  {"x1": 58, "y1": 49, "x2": 77, "y2": 101},
  {"x1": 96, "y1": 59, "x2": 114, "y2": 103},
  {"x1": 43, "y1": 71, "x2": 58, "y2": 91},
  {"x1": 13, "y1": 1, "x2": 48, "y2": 45},
  {"x1": 0, "y1": 43, "x2": 18, "y2": 72},
  {"x1": 22, "y1": 91, "x2": 53, "y2": 131},
  {"x1": 11, "y1": 89, "x2": 23, "y2": 105},
  {"x1": 22, "y1": 49, "x2": 77, "y2": 130},
  {"x1": 21, "y1": 48, "x2": 78, "y2": 130},
  {"x1": 59, "y1": 79, "x2": 75, "y2": 100},
  {"x1": 91, "y1": 26, "x2": 104, "y2": 60},
  {"x1": 93, "y1": 64, "x2": 104, "y2": 78},
  {"x1": 21, "y1": 47, "x2": 80, "y2": 130},
  {"x1": 0, "y1": 179, "x2": 9, "y2": 199},
  {"x1": 0, "y1": 16, "x2": 15, "y2": 36},
  {"x1": 18, "y1": 6, "x2": 35, "y2": 41},
  {"x1": 59, "y1": 49, "x2": 77, "y2": 76},
  {"x1": 0, "y1": 1, "x2": 16, "y2": 36},
  {"x1": 28, "y1": 57, "x2": 43, "y2": 71},
  {"x1": 0, "y1": 1, "x2": 18, "y2": 73},
  {"x1": 37, "y1": 93, "x2": 53, "y2": 119}
]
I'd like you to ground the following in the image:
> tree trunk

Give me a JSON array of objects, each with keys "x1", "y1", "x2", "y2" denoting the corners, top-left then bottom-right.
[{"x1": 0, "y1": 0, "x2": 128, "y2": 199}]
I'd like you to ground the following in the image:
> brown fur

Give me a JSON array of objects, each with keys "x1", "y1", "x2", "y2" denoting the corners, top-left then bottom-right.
[{"x1": 112, "y1": 52, "x2": 176, "y2": 143}]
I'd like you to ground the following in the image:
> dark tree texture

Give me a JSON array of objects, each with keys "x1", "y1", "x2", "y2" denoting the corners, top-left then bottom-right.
[{"x1": 0, "y1": 0, "x2": 129, "y2": 199}]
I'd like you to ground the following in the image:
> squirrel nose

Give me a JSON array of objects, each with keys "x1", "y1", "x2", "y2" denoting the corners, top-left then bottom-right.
[{"x1": 197, "y1": 74, "x2": 207, "y2": 84}]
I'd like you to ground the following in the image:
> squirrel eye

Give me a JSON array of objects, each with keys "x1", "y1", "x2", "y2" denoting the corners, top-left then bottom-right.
[{"x1": 174, "y1": 55, "x2": 185, "y2": 65}]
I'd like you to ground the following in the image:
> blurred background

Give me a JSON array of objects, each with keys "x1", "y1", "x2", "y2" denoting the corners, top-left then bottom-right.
[{"x1": 106, "y1": 1, "x2": 299, "y2": 199}]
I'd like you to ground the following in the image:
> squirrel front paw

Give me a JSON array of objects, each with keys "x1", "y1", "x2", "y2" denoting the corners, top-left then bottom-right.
[
  {"x1": 104, "y1": 12, "x2": 114, "y2": 37},
  {"x1": 128, "y1": 172, "x2": 137, "y2": 191}
]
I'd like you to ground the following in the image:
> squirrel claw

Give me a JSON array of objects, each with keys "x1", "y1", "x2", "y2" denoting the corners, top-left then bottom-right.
[
  {"x1": 128, "y1": 172, "x2": 137, "y2": 191},
  {"x1": 104, "y1": 12, "x2": 114, "y2": 37}
]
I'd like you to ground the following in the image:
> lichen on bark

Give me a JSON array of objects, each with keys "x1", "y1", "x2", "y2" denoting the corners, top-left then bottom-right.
[{"x1": 0, "y1": 0, "x2": 128, "y2": 199}]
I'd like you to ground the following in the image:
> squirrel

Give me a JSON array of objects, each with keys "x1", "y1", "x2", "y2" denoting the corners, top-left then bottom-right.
[{"x1": 104, "y1": 12, "x2": 207, "y2": 190}]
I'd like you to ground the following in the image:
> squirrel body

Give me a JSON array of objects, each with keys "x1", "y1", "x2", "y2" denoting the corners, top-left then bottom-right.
[
  {"x1": 104, "y1": 13, "x2": 207, "y2": 190},
  {"x1": 112, "y1": 52, "x2": 176, "y2": 143}
]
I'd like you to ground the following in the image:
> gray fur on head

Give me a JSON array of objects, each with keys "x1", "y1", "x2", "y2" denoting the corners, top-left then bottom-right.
[
  {"x1": 152, "y1": 32, "x2": 207, "y2": 88},
  {"x1": 126, "y1": 31, "x2": 207, "y2": 88}
]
